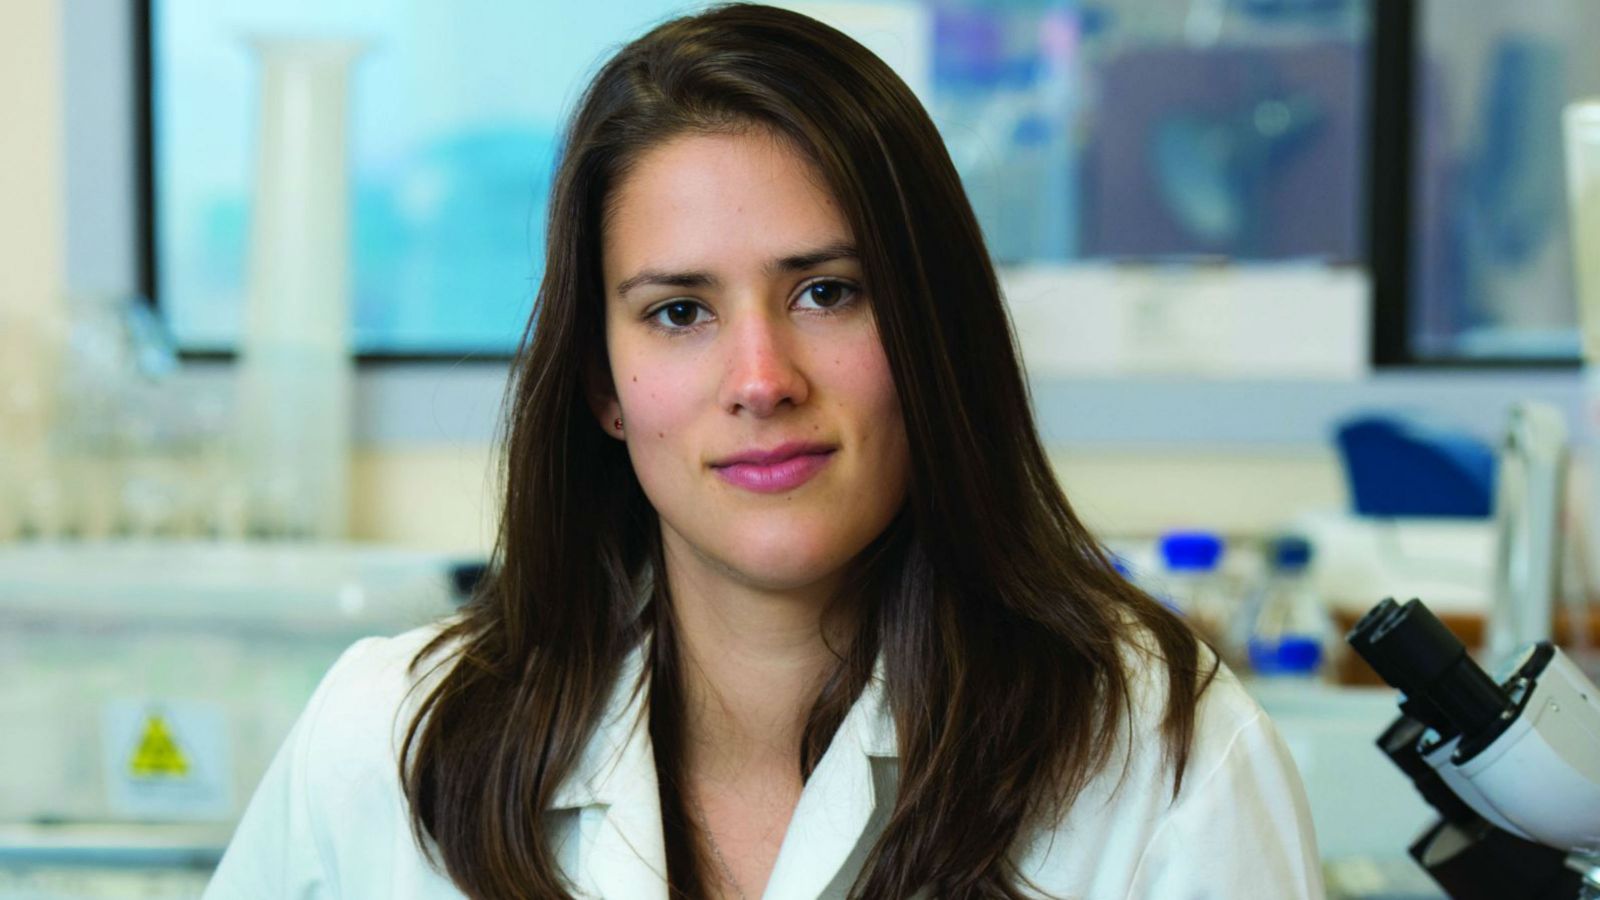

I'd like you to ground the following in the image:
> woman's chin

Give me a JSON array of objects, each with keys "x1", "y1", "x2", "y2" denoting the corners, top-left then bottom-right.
[
  {"x1": 661, "y1": 510, "x2": 889, "y2": 596},
  {"x1": 688, "y1": 527, "x2": 856, "y2": 594},
  {"x1": 724, "y1": 545, "x2": 852, "y2": 594}
]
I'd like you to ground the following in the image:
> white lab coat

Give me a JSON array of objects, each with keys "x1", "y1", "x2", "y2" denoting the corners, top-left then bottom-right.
[{"x1": 204, "y1": 621, "x2": 1325, "y2": 899}]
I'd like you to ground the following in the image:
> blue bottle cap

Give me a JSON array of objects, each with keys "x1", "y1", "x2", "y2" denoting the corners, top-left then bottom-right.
[
  {"x1": 1270, "y1": 535, "x2": 1313, "y2": 571},
  {"x1": 1247, "y1": 635, "x2": 1324, "y2": 675},
  {"x1": 1158, "y1": 531, "x2": 1224, "y2": 571}
]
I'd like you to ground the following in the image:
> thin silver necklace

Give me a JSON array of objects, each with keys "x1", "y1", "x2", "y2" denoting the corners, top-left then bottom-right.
[{"x1": 689, "y1": 795, "x2": 751, "y2": 900}]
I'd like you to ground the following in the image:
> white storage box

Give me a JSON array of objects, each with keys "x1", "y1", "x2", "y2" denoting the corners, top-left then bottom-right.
[{"x1": 0, "y1": 541, "x2": 457, "y2": 832}]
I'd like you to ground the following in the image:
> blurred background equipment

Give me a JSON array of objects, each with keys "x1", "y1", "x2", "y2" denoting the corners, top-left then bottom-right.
[
  {"x1": 0, "y1": 541, "x2": 457, "y2": 896},
  {"x1": 1486, "y1": 402, "x2": 1567, "y2": 662},
  {"x1": 234, "y1": 38, "x2": 365, "y2": 541},
  {"x1": 1244, "y1": 534, "x2": 1337, "y2": 680},
  {"x1": 1335, "y1": 415, "x2": 1496, "y2": 519}
]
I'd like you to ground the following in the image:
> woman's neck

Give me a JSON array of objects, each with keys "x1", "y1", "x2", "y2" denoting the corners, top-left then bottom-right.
[{"x1": 662, "y1": 539, "x2": 855, "y2": 785}]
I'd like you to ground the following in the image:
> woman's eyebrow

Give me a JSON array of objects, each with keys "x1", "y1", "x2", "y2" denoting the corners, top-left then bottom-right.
[
  {"x1": 767, "y1": 241, "x2": 859, "y2": 275},
  {"x1": 615, "y1": 270, "x2": 717, "y2": 298},
  {"x1": 614, "y1": 242, "x2": 859, "y2": 298}
]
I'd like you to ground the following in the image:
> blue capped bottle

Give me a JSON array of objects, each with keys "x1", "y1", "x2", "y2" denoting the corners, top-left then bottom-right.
[
  {"x1": 1245, "y1": 535, "x2": 1333, "y2": 679},
  {"x1": 1156, "y1": 530, "x2": 1231, "y2": 649}
]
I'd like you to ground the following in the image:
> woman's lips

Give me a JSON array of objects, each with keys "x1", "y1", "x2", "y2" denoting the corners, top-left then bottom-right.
[{"x1": 712, "y1": 449, "x2": 835, "y2": 493}]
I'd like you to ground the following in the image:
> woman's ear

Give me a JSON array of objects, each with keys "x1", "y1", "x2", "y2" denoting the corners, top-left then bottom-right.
[{"x1": 584, "y1": 350, "x2": 626, "y2": 442}]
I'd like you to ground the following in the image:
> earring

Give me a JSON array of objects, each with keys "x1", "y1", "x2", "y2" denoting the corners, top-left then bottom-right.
[{"x1": 613, "y1": 417, "x2": 624, "y2": 432}]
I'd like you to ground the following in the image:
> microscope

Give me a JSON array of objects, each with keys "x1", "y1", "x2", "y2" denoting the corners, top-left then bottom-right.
[{"x1": 1347, "y1": 597, "x2": 1600, "y2": 898}]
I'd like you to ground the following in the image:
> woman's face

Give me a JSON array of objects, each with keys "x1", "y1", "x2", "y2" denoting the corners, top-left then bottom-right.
[{"x1": 596, "y1": 130, "x2": 911, "y2": 596}]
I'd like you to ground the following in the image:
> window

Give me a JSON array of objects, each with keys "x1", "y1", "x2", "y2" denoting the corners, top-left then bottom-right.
[
  {"x1": 939, "y1": 0, "x2": 1366, "y2": 266},
  {"x1": 1401, "y1": 0, "x2": 1600, "y2": 363},
  {"x1": 146, "y1": 0, "x2": 1370, "y2": 358},
  {"x1": 150, "y1": 0, "x2": 695, "y2": 355}
]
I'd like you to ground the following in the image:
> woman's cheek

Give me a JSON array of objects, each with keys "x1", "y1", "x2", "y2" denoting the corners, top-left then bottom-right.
[
  {"x1": 620, "y1": 368, "x2": 700, "y2": 470},
  {"x1": 836, "y1": 330, "x2": 900, "y2": 418}
]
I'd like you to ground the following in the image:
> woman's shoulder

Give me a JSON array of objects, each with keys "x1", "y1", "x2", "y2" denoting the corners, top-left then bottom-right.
[
  {"x1": 1115, "y1": 621, "x2": 1291, "y2": 819},
  {"x1": 1012, "y1": 624, "x2": 1321, "y2": 897},
  {"x1": 204, "y1": 619, "x2": 469, "y2": 898},
  {"x1": 299, "y1": 617, "x2": 464, "y2": 772},
  {"x1": 323, "y1": 617, "x2": 462, "y2": 703},
  {"x1": 1117, "y1": 621, "x2": 1264, "y2": 754}
]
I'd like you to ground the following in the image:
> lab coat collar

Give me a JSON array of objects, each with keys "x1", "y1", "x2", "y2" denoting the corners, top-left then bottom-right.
[
  {"x1": 546, "y1": 639, "x2": 898, "y2": 899},
  {"x1": 761, "y1": 654, "x2": 896, "y2": 900},
  {"x1": 547, "y1": 637, "x2": 655, "y2": 811},
  {"x1": 548, "y1": 642, "x2": 896, "y2": 810}
]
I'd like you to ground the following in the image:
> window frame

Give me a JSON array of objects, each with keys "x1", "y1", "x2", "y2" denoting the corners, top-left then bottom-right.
[{"x1": 1367, "y1": 0, "x2": 1583, "y2": 369}]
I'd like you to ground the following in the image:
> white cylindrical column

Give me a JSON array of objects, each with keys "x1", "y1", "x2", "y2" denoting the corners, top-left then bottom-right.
[
  {"x1": 1566, "y1": 100, "x2": 1600, "y2": 657},
  {"x1": 1568, "y1": 101, "x2": 1600, "y2": 362},
  {"x1": 236, "y1": 38, "x2": 364, "y2": 539}
]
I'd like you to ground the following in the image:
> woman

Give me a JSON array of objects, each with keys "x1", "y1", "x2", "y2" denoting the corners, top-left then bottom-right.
[{"x1": 207, "y1": 5, "x2": 1321, "y2": 898}]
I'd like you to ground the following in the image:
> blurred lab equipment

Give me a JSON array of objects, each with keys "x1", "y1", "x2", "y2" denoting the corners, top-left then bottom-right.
[
  {"x1": 1324, "y1": 411, "x2": 1496, "y2": 680},
  {"x1": 1335, "y1": 415, "x2": 1496, "y2": 519},
  {"x1": 1318, "y1": 403, "x2": 1600, "y2": 686},
  {"x1": 1347, "y1": 597, "x2": 1600, "y2": 899},
  {"x1": 1568, "y1": 100, "x2": 1600, "y2": 659},
  {"x1": 1155, "y1": 530, "x2": 1235, "y2": 653},
  {"x1": 56, "y1": 296, "x2": 216, "y2": 541},
  {"x1": 0, "y1": 541, "x2": 455, "y2": 890},
  {"x1": 448, "y1": 559, "x2": 490, "y2": 604},
  {"x1": 235, "y1": 39, "x2": 364, "y2": 540},
  {"x1": 1245, "y1": 534, "x2": 1335, "y2": 679},
  {"x1": 1570, "y1": 100, "x2": 1600, "y2": 363},
  {"x1": 0, "y1": 293, "x2": 238, "y2": 543},
  {"x1": 0, "y1": 298, "x2": 66, "y2": 542},
  {"x1": 1486, "y1": 403, "x2": 1566, "y2": 662}
]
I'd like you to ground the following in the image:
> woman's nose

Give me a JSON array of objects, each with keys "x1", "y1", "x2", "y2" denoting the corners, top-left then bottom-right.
[{"x1": 719, "y1": 313, "x2": 809, "y2": 417}]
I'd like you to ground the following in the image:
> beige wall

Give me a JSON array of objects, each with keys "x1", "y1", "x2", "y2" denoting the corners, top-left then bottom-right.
[
  {"x1": 350, "y1": 444, "x2": 502, "y2": 554},
  {"x1": 0, "y1": 1, "x2": 66, "y2": 540},
  {"x1": 0, "y1": 2, "x2": 62, "y2": 319},
  {"x1": 1050, "y1": 447, "x2": 1347, "y2": 538}
]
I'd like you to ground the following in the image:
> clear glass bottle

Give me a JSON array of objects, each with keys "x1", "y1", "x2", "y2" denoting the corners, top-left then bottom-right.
[{"x1": 1245, "y1": 535, "x2": 1334, "y2": 680}]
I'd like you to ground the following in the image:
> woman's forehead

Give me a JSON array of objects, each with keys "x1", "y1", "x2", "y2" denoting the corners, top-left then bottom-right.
[{"x1": 601, "y1": 131, "x2": 853, "y2": 278}]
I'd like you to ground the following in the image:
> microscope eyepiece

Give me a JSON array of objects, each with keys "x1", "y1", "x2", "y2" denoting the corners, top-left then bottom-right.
[{"x1": 1347, "y1": 597, "x2": 1511, "y2": 739}]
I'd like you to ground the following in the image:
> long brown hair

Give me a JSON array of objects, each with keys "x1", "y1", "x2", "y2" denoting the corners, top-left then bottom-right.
[{"x1": 400, "y1": 5, "x2": 1219, "y2": 897}]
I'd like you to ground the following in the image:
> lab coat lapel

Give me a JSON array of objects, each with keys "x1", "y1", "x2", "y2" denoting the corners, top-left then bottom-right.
[
  {"x1": 548, "y1": 641, "x2": 670, "y2": 900},
  {"x1": 585, "y1": 713, "x2": 669, "y2": 900},
  {"x1": 547, "y1": 645, "x2": 899, "y2": 900},
  {"x1": 760, "y1": 658, "x2": 897, "y2": 900}
]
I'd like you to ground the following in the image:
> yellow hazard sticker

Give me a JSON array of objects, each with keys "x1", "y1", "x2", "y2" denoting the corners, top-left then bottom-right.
[
  {"x1": 104, "y1": 699, "x2": 232, "y2": 820},
  {"x1": 128, "y1": 713, "x2": 191, "y2": 778}
]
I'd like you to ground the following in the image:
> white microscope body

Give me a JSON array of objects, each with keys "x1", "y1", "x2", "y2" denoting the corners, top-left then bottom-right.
[{"x1": 1349, "y1": 598, "x2": 1600, "y2": 898}]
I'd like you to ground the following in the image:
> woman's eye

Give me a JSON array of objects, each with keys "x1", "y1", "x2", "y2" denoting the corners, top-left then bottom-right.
[
  {"x1": 796, "y1": 280, "x2": 856, "y2": 310},
  {"x1": 652, "y1": 300, "x2": 706, "y2": 329}
]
